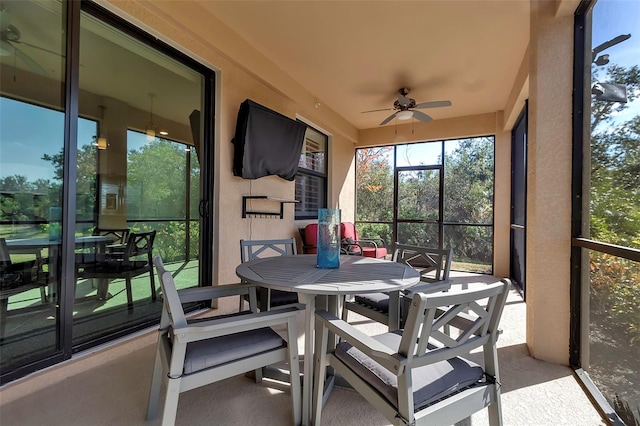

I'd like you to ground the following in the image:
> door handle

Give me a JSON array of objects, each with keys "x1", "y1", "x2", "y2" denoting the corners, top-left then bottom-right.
[{"x1": 199, "y1": 200, "x2": 209, "y2": 218}]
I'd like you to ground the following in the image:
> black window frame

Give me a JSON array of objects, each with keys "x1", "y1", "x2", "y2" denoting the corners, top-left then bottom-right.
[{"x1": 295, "y1": 122, "x2": 328, "y2": 220}]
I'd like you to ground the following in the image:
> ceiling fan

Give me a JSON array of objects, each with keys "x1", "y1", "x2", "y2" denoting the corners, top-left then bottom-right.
[
  {"x1": 362, "y1": 87, "x2": 452, "y2": 126},
  {"x1": 0, "y1": 7, "x2": 47, "y2": 75}
]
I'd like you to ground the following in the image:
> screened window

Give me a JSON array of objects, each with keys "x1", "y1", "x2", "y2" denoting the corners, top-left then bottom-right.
[
  {"x1": 571, "y1": 1, "x2": 640, "y2": 423},
  {"x1": 295, "y1": 124, "x2": 328, "y2": 219},
  {"x1": 356, "y1": 137, "x2": 494, "y2": 273}
]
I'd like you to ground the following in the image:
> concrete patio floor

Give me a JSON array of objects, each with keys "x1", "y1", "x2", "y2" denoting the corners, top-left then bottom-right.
[{"x1": 0, "y1": 272, "x2": 606, "y2": 425}]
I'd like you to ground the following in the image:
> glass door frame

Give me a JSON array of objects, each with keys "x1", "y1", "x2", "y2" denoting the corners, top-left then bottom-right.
[
  {"x1": 393, "y1": 164, "x2": 445, "y2": 249},
  {"x1": 510, "y1": 102, "x2": 528, "y2": 297}
]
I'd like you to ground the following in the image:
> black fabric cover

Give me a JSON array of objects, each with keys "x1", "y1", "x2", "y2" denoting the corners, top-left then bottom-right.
[{"x1": 232, "y1": 99, "x2": 306, "y2": 181}]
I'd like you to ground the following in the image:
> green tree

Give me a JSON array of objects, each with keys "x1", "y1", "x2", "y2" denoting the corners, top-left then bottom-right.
[{"x1": 590, "y1": 64, "x2": 640, "y2": 248}]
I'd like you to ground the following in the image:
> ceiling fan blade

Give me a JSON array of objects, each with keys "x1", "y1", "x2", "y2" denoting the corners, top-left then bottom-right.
[
  {"x1": 12, "y1": 43, "x2": 47, "y2": 75},
  {"x1": 361, "y1": 107, "x2": 394, "y2": 114},
  {"x1": 379, "y1": 113, "x2": 398, "y2": 126},
  {"x1": 15, "y1": 40, "x2": 64, "y2": 58},
  {"x1": 414, "y1": 100, "x2": 452, "y2": 109},
  {"x1": 411, "y1": 110, "x2": 433, "y2": 123}
]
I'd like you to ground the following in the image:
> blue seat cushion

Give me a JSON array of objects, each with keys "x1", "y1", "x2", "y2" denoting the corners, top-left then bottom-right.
[
  {"x1": 183, "y1": 327, "x2": 285, "y2": 375},
  {"x1": 334, "y1": 330, "x2": 485, "y2": 411},
  {"x1": 354, "y1": 292, "x2": 390, "y2": 312}
]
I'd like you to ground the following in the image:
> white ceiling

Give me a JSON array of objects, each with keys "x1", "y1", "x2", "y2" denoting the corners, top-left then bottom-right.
[{"x1": 200, "y1": 1, "x2": 531, "y2": 130}]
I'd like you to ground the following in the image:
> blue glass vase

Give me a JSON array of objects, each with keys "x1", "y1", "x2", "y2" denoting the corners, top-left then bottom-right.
[
  {"x1": 317, "y1": 208, "x2": 341, "y2": 269},
  {"x1": 49, "y1": 206, "x2": 62, "y2": 241}
]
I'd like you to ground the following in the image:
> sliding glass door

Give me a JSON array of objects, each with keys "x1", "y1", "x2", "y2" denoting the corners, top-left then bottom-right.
[
  {"x1": 0, "y1": 0, "x2": 214, "y2": 383},
  {"x1": 0, "y1": 0, "x2": 67, "y2": 377}
]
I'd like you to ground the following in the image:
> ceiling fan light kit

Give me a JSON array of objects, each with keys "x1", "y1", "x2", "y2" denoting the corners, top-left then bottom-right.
[
  {"x1": 362, "y1": 87, "x2": 452, "y2": 126},
  {"x1": 396, "y1": 110, "x2": 413, "y2": 120}
]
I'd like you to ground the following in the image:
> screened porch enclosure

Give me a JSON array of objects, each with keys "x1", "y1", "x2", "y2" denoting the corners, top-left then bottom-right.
[{"x1": 355, "y1": 137, "x2": 495, "y2": 274}]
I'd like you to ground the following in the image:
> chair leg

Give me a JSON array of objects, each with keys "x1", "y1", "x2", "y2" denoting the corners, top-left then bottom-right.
[
  {"x1": 149, "y1": 269, "x2": 157, "y2": 301},
  {"x1": 259, "y1": 287, "x2": 270, "y2": 312},
  {"x1": 126, "y1": 277, "x2": 133, "y2": 311},
  {"x1": 312, "y1": 322, "x2": 330, "y2": 426},
  {"x1": 287, "y1": 316, "x2": 302, "y2": 426},
  {"x1": 161, "y1": 376, "x2": 181, "y2": 426},
  {"x1": 0, "y1": 298, "x2": 8, "y2": 339},
  {"x1": 146, "y1": 340, "x2": 164, "y2": 420}
]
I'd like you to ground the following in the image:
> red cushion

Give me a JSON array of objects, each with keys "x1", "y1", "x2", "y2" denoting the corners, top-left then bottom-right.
[
  {"x1": 304, "y1": 224, "x2": 318, "y2": 254},
  {"x1": 340, "y1": 222, "x2": 357, "y2": 240},
  {"x1": 362, "y1": 247, "x2": 387, "y2": 258}
]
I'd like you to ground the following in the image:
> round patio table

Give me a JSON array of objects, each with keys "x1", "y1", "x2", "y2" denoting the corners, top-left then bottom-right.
[{"x1": 236, "y1": 254, "x2": 420, "y2": 425}]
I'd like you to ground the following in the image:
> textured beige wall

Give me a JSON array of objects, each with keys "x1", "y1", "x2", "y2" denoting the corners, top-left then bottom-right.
[{"x1": 527, "y1": 0, "x2": 574, "y2": 365}]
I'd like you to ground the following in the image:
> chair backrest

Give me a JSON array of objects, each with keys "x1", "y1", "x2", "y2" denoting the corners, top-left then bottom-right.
[
  {"x1": 153, "y1": 255, "x2": 187, "y2": 328},
  {"x1": 303, "y1": 224, "x2": 318, "y2": 254},
  {"x1": 240, "y1": 238, "x2": 297, "y2": 263},
  {"x1": 400, "y1": 280, "x2": 510, "y2": 362},
  {"x1": 340, "y1": 222, "x2": 357, "y2": 241},
  {"x1": 93, "y1": 227, "x2": 130, "y2": 245},
  {"x1": 392, "y1": 244, "x2": 453, "y2": 282},
  {"x1": 124, "y1": 230, "x2": 156, "y2": 263}
]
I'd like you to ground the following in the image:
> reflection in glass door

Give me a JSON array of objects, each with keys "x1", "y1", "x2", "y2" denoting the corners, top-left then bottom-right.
[
  {"x1": 0, "y1": 0, "x2": 213, "y2": 383},
  {"x1": 395, "y1": 167, "x2": 443, "y2": 248},
  {"x1": 0, "y1": 0, "x2": 66, "y2": 381},
  {"x1": 72, "y1": 8, "x2": 207, "y2": 347}
]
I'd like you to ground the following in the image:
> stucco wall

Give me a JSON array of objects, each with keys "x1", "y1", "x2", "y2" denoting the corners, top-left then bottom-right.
[{"x1": 527, "y1": 0, "x2": 574, "y2": 365}]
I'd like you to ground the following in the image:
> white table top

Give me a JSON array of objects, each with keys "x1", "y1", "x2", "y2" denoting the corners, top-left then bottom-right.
[{"x1": 236, "y1": 254, "x2": 420, "y2": 295}]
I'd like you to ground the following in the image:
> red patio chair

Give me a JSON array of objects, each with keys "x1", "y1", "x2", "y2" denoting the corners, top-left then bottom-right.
[{"x1": 340, "y1": 222, "x2": 387, "y2": 258}]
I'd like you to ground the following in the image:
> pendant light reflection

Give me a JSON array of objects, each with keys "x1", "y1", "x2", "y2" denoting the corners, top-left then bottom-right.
[
  {"x1": 145, "y1": 92, "x2": 158, "y2": 142},
  {"x1": 95, "y1": 105, "x2": 108, "y2": 150}
]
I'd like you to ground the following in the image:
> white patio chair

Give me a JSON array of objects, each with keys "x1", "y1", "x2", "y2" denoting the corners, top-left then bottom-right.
[
  {"x1": 146, "y1": 255, "x2": 301, "y2": 426},
  {"x1": 239, "y1": 238, "x2": 299, "y2": 311},
  {"x1": 313, "y1": 279, "x2": 511, "y2": 426},
  {"x1": 342, "y1": 245, "x2": 453, "y2": 330}
]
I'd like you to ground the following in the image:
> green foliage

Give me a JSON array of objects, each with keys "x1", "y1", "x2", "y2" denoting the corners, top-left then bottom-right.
[
  {"x1": 355, "y1": 138, "x2": 494, "y2": 270},
  {"x1": 590, "y1": 65, "x2": 640, "y2": 249},
  {"x1": 590, "y1": 252, "x2": 640, "y2": 343},
  {"x1": 356, "y1": 222, "x2": 392, "y2": 248},
  {"x1": 588, "y1": 63, "x2": 640, "y2": 349},
  {"x1": 355, "y1": 147, "x2": 394, "y2": 222},
  {"x1": 2, "y1": 136, "x2": 199, "y2": 264}
]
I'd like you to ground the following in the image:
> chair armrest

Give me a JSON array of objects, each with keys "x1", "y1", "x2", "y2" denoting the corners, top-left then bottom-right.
[
  {"x1": 357, "y1": 237, "x2": 386, "y2": 248},
  {"x1": 177, "y1": 282, "x2": 256, "y2": 304},
  {"x1": 315, "y1": 309, "x2": 404, "y2": 373},
  {"x1": 340, "y1": 241, "x2": 364, "y2": 255},
  {"x1": 403, "y1": 279, "x2": 451, "y2": 295},
  {"x1": 173, "y1": 306, "x2": 300, "y2": 343}
]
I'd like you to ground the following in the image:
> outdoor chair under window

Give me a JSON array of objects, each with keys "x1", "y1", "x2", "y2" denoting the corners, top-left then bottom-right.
[
  {"x1": 1, "y1": 237, "x2": 49, "y2": 338},
  {"x1": 75, "y1": 227, "x2": 130, "y2": 272},
  {"x1": 147, "y1": 255, "x2": 301, "y2": 426},
  {"x1": 340, "y1": 221, "x2": 388, "y2": 258},
  {"x1": 239, "y1": 238, "x2": 299, "y2": 311},
  {"x1": 302, "y1": 223, "x2": 364, "y2": 255},
  {"x1": 342, "y1": 245, "x2": 453, "y2": 330},
  {"x1": 313, "y1": 279, "x2": 510, "y2": 426},
  {"x1": 81, "y1": 230, "x2": 156, "y2": 307}
]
